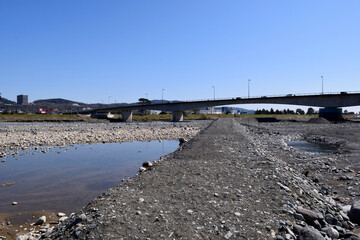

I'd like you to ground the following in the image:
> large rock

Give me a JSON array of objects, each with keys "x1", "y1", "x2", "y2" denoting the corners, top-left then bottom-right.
[
  {"x1": 348, "y1": 201, "x2": 360, "y2": 224},
  {"x1": 298, "y1": 226, "x2": 325, "y2": 240}
]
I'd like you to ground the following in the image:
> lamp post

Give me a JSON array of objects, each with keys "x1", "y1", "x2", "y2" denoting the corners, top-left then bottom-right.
[
  {"x1": 248, "y1": 79, "x2": 251, "y2": 98},
  {"x1": 211, "y1": 86, "x2": 215, "y2": 114},
  {"x1": 162, "y1": 89, "x2": 165, "y2": 104},
  {"x1": 321, "y1": 76, "x2": 324, "y2": 94}
]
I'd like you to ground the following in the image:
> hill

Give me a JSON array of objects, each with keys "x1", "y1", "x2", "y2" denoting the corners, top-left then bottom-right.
[
  {"x1": 0, "y1": 97, "x2": 16, "y2": 105},
  {"x1": 33, "y1": 98, "x2": 85, "y2": 105}
]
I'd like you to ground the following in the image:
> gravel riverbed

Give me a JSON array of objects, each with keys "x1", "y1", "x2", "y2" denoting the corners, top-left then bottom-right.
[
  {"x1": 0, "y1": 121, "x2": 211, "y2": 159},
  {"x1": 3, "y1": 118, "x2": 360, "y2": 239}
]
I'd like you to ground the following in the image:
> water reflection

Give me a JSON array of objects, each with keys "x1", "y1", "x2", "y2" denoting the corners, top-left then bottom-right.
[
  {"x1": 287, "y1": 140, "x2": 337, "y2": 154},
  {"x1": 0, "y1": 140, "x2": 178, "y2": 214}
]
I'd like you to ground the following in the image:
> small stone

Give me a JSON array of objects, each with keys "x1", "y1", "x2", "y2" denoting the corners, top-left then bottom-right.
[
  {"x1": 59, "y1": 216, "x2": 68, "y2": 222},
  {"x1": 142, "y1": 161, "x2": 153, "y2": 168},
  {"x1": 296, "y1": 207, "x2": 319, "y2": 222},
  {"x1": 139, "y1": 167, "x2": 146, "y2": 173},
  {"x1": 234, "y1": 212, "x2": 241, "y2": 216},
  {"x1": 294, "y1": 213, "x2": 305, "y2": 221},
  {"x1": 292, "y1": 224, "x2": 303, "y2": 235},
  {"x1": 322, "y1": 227, "x2": 339, "y2": 239},
  {"x1": 298, "y1": 226, "x2": 325, "y2": 240},
  {"x1": 348, "y1": 201, "x2": 360, "y2": 224},
  {"x1": 135, "y1": 211, "x2": 141, "y2": 215},
  {"x1": 57, "y1": 212, "x2": 66, "y2": 217},
  {"x1": 34, "y1": 216, "x2": 46, "y2": 225},
  {"x1": 224, "y1": 231, "x2": 233, "y2": 239},
  {"x1": 12, "y1": 202, "x2": 18, "y2": 206},
  {"x1": 187, "y1": 209, "x2": 193, "y2": 214}
]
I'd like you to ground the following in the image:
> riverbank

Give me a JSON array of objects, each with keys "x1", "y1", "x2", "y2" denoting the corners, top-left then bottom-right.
[
  {"x1": 3, "y1": 118, "x2": 360, "y2": 239},
  {"x1": 35, "y1": 118, "x2": 359, "y2": 239}
]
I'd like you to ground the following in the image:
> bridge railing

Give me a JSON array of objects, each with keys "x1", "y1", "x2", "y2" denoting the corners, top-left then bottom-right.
[{"x1": 179, "y1": 91, "x2": 360, "y2": 103}]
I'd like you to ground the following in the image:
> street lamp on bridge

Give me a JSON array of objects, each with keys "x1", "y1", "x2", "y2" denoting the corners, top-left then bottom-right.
[
  {"x1": 321, "y1": 76, "x2": 324, "y2": 94},
  {"x1": 162, "y1": 89, "x2": 165, "y2": 104},
  {"x1": 248, "y1": 79, "x2": 251, "y2": 98}
]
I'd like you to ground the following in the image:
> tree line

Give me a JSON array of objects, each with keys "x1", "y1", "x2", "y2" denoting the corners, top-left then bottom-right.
[{"x1": 255, "y1": 108, "x2": 315, "y2": 115}]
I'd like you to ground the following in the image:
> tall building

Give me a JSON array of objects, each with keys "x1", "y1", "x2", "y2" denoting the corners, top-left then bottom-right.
[{"x1": 17, "y1": 94, "x2": 28, "y2": 105}]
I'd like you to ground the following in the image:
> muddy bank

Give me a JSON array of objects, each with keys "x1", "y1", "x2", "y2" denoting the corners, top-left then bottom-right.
[{"x1": 30, "y1": 118, "x2": 360, "y2": 239}]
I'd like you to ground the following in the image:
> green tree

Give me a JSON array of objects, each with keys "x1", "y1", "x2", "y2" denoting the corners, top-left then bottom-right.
[
  {"x1": 138, "y1": 98, "x2": 151, "y2": 104},
  {"x1": 306, "y1": 108, "x2": 315, "y2": 115},
  {"x1": 296, "y1": 108, "x2": 305, "y2": 115}
]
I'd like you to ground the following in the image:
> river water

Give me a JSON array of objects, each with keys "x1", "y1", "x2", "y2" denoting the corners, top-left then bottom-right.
[{"x1": 0, "y1": 141, "x2": 178, "y2": 216}]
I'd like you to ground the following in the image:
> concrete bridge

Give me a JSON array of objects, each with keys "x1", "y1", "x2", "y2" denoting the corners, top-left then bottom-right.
[{"x1": 86, "y1": 92, "x2": 360, "y2": 122}]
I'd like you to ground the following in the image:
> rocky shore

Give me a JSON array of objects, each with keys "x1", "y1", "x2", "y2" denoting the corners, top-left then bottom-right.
[
  {"x1": 2, "y1": 118, "x2": 360, "y2": 239},
  {"x1": 0, "y1": 121, "x2": 210, "y2": 159}
]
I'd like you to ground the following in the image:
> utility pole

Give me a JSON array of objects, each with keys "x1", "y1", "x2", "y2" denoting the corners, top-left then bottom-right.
[
  {"x1": 248, "y1": 79, "x2": 251, "y2": 98},
  {"x1": 162, "y1": 89, "x2": 165, "y2": 104}
]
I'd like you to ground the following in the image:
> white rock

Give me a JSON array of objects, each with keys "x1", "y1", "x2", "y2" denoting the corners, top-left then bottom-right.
[
  {"x1": 57, "y1": 212, "x2": 66, "y2": 217},
  {"x1": 34, "y1": 216, "x2": 46, "y2": 225},
  {"x1": 59, "y1": 216, "x2": 68, "y2": 222}
]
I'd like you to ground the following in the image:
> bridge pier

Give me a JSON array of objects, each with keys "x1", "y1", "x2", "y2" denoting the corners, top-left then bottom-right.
[
  {"x1": 122, "y1": 110, "x2": 133, "y2": 122},
  {"x1": 172, "y1": 111, "x2": 184, "y2": 122},
  {"x1": 319, "y1": 107, "x2": 343, "y2": 121}
]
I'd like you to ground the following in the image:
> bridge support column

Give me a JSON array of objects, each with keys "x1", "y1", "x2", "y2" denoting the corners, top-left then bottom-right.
[
  {"x1": 172, "y1": 111, "x2": 184, "y2": 122},
  {"x1": 122, "y1": 110, "x2": 133, "y2": 122},
  {"x1": 319, "y1": 107, "x2": 343, "y2": 121}
]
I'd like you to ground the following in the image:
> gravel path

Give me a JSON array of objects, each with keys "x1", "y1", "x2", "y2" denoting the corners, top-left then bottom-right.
[{"x1": 9, "y1": 118, "x2": 360, "y2": 239}]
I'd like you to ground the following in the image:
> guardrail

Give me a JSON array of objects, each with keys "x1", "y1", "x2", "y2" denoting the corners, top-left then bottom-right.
[{"x1": 179, "y1": 91, "x2": 360, "y2": 103}]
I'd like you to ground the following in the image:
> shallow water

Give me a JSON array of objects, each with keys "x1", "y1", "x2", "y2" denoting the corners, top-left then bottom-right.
[
  {"x1": 287, "y1": 140, "x2": 337, "y2": 154},
  {"x1": 0, "y1": 141, "x2": 178, "y2": 215}
]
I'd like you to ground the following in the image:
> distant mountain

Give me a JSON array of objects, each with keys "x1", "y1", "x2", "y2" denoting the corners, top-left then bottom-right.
[
  {"x1": 33, "y1": 98, "x2": 85, "y2": 105},
  {"x1": 0, "y1": 97, "x2": 16, "y2": 105}
]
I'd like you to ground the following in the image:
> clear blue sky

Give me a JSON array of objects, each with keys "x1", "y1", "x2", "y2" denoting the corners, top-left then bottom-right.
[{"x1": 1, "y1": 1, "x2": 360, "y2": 111}]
